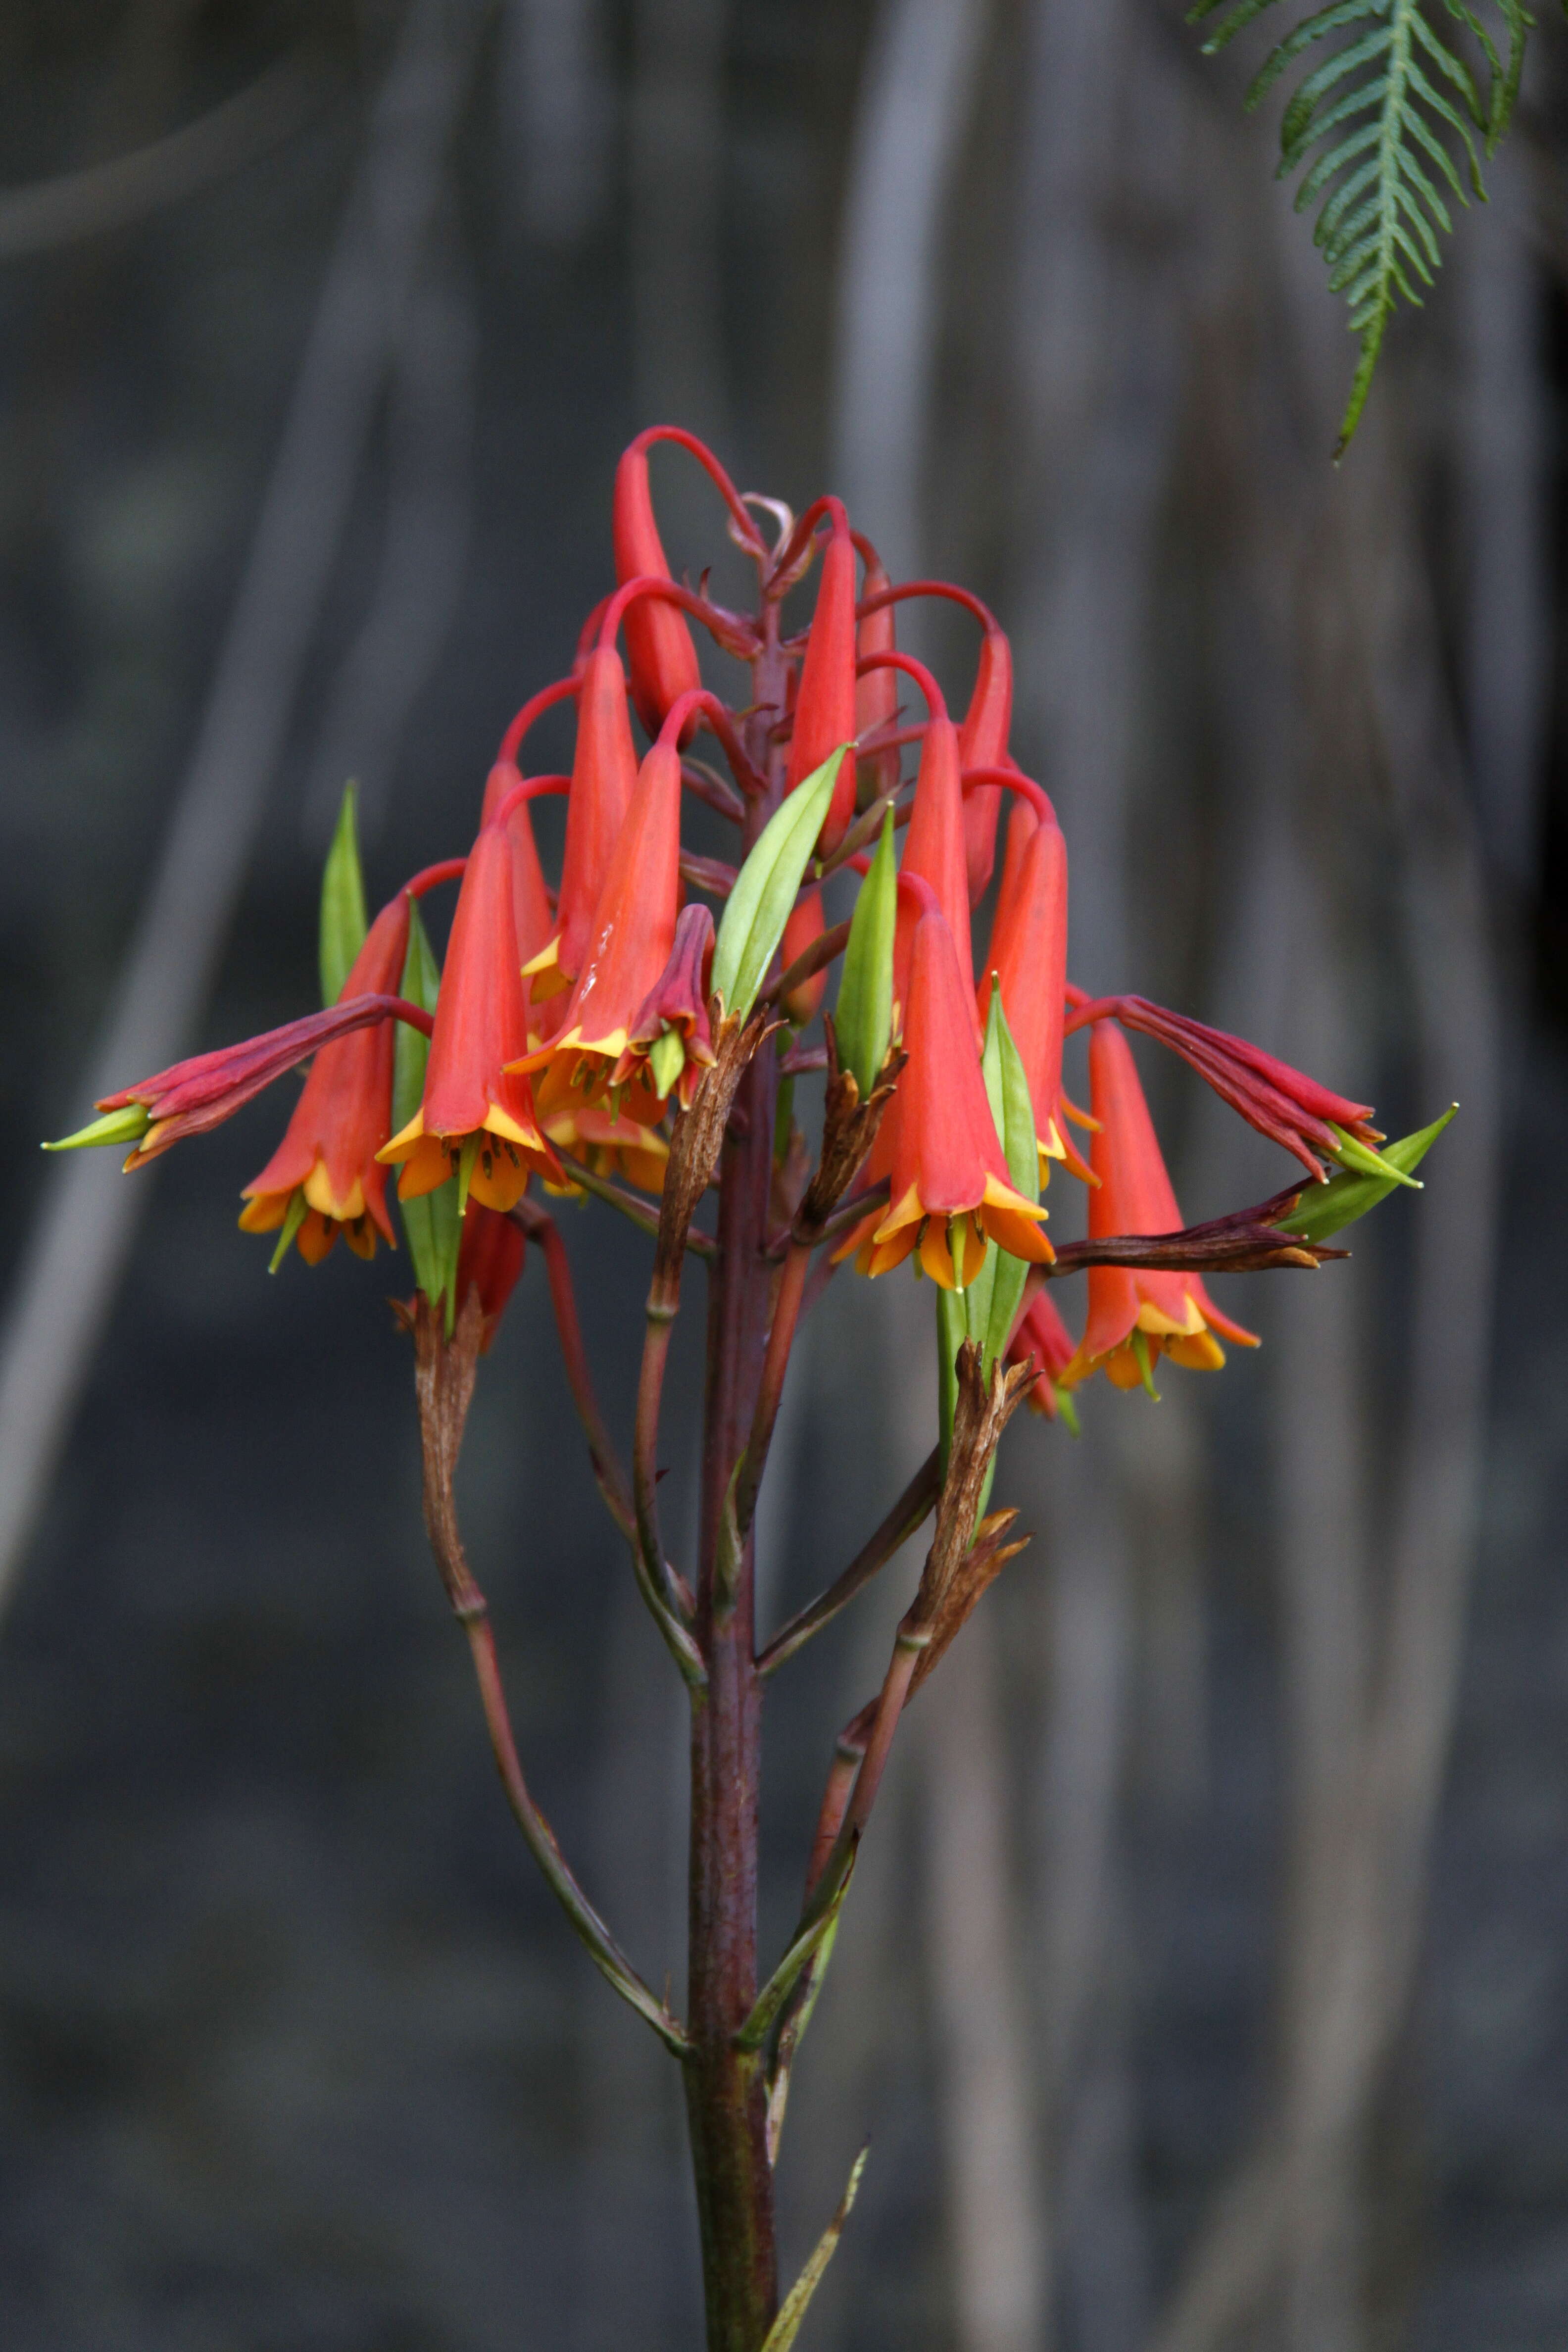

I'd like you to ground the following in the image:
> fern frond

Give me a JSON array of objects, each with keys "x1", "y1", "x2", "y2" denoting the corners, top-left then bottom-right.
[{"x1": 1190, "y1": 0, "x2": 1533, "y2": 457}]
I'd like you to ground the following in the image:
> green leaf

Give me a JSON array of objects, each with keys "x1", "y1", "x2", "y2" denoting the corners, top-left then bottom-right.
[
  {"x1": 394, "y1": 900, "x2": 461, "y2": 1326},
  {"x1": 320, "y1": 784, "x2": 369, "y2": 1006},
  {"x1": 735, "y1": 1845, "x2": 857, "y2": 2055},
  {"x1": 759, "y1": 2147, "x2": 869, "y2": 2352},
  {"x1": 43, "y1": 1102, "x2": 150, "y2": 1153},
  {"x1": 1275, "y1": 1103, "x2": 1456, "y2": 1243},
  {"x1": 712, "y1": 748, "x2": 848, "y2": 1021},
  {"x1": 268, "y1": 1187, "x2": 310, "y2": 1274},
  {"x1": 1326, "y1": 1121, "x2": 1424, "y2": 1185},
  {"x1": 834, "y1": 810, "x2": 896, "y2": 1095},
  {"x1": 1192, "y1": 0, "x2": 1530, "y2": 455}
]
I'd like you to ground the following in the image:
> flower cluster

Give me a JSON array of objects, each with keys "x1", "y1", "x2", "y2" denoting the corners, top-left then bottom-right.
[{"x1": 50, "y1": 427, "x2": 1406, "y2": 1403}]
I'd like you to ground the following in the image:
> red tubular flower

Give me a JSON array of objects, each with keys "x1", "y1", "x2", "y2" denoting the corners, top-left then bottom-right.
[
  {"x1": 888, "y1": 682, "x2": 972, "y2": 1028},
  {"x1": 1007, "y1": 1287, "x2": 1075, "y2": 1418},
  {"x1": 83, "y1": 991, "x2": 427, "y2": 1168},
  {"x1": 240, "y1": 895, "x2": 412, "y2": 1263},
  {"x1": 1060, "y1": 1022, "x2": 1258, "y2": 1391},
  {"x1": 957, "y1": 624, "x2": 1014, "y2": 905},
  {"x1": 611, "y1": 901, "x2": 716, "y2": 1116},
  {"x1": 852, "y1": 537, "x2": 901, "y2": 808},
  {"x1": 613, "y1": 433, "x2": 703, "y2": 739},
  {"x1": 859, "y1": 902, "x2": 1051, "y2": 1289},
  {"x1": 480, "y1": 760, "x2": 555, "y2": 974},
  {"x1": 785, "y1": 500, "x2": 858, "y2": 853},
  {"x1": 779, "y1": 888, "x2": 829, "y2": 1026},
  {"x1": 520, "y1": 719, "x2": 683, "y2": 1127},
  {"x1": 525, "y1": 644, "x2": 638, "y2": 1004},
  {"x1": 379, "y1": 824, "x2": 560, "y2": 1210},
  {"x1": 455, "y1": 1205, "x2": 527, "y2": 1352},
  {"x1": 977, "y1": 797, "x2": 1087, "y2": 1184}
]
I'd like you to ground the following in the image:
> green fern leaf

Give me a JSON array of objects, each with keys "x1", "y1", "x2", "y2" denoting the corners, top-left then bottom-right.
[{"x1": 1189, "y1": 0, "x2": 1532, "y2": 456}]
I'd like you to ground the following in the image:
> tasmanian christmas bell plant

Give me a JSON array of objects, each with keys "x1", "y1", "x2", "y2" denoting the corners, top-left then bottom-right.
[{"x1": 49, "y1": 429, "x2": 1453, "y2": 2350}]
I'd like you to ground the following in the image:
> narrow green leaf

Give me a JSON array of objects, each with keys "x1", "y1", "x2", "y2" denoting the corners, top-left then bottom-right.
[
  {"x1": 834, "y1": 809, "x2": 896, "y2": 1095},
  {"x1": 736, "y1": 1846, "x2": 857, "y2": 2055},
  {"x1": 759, "y1": 2147, "x2": 869, "y2": 2352},
  {"x1": 319, "y1": 784, "x2": 369, "y2": 1007},
  {"x1": 1277, "y1": 1104, "x2": 1456, "y2": 1241},
  {"x1": 712, "y1": 747, "x2": 848, "y2": 1022},
  {"x1": 394, "y1": 900, "x2": 461, "y2": 1324},
  {"x1": 964, "y1": 985, "x2": 1039, "y2": 1380}
]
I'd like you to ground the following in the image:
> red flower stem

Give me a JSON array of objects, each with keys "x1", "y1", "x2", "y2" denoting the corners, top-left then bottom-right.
[
  {"x1": 633, "y1": 1305, "x2": 680, "y2": 1625},
  {"x1": 549, "y1": 1148, "x2": 716, "y2": 1258},
  {"x1": 856, "y1": 578, "x2": 998, "y2": 633},
  {"x1": 763, "y1": 919, "x2": 850, "y2": 1010},
  {"x1": 630, "y1": 424, "x2": 767, "y2": 554},
  {"x1": 660, "y1": 687, "x2": 769, "y2": 800},
  {"x1": 460, "y1": 1613, "x2": 690, "y2": 2057},
  {"x1": 764, "y1": 492, "x2": 843, "y2": 593},
  {"x1": 496, "y1": 672, "x2": 579, "y2": 767},
  {"x1": 757, "y1": 1446, "x2": 941, "y2": 1679},
  {"x1": 815, "y1": 785, "x2": 906, "y2": 878},
  {"x1": 958, "y1": 763, "x2": 1058, "y2": 827},
  {"x1": 778, "y1": 1043, "x2": 828, "y2": 1077},
  {"x1": 767, "y1": 1174, "x2": 890, "y2": 1262},
  {"x1": 512, "y1": 1201, "x2": 637, "y2": 1547},
  {"x1": 402, "y1": 857, "x2": 467, "y2": 899},
  {"x1": 803, "y1": 1702, "x2": 876, "y2": 1898},
  {"x1": 684, "y1": 618, "x2": 786, "y2": 2350},
  {"x1": 598, "y1": 574, "x2": 759, "y2": 663},
  {"x1": 856, "y1": 646, "x2": 948, "y2": 721},
  {"x1": 731, "y1": 1238, "x2": 811, "y2": 1545},
  {"x1": 488, "y1": 772, "x2": 572, "y2": 826},
  {"x1": 682, "y1": 759, "x2": 746, "y2": 824}
]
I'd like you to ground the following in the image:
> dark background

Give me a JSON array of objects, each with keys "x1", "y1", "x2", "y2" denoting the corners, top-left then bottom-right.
[{"x1": 0, "y1": 2, "x2": 1566, "y2": 2347}]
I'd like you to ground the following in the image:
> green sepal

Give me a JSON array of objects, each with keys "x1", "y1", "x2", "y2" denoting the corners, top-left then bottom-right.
[
  {"x1": 834, "y1": 808, "x2": 896, "y2": 1095},
  {"x1": 648, "y1": 1026, "x2": 686, "y2": 1099},
  {"x1": 320, "y1": 783, "x2": 369, "y2": 1006},
  {"x1": 43, "y1": 1102, "x2": 150, "y2": 1154},
  {"x1": 1277, "y1": 1103, "x2": 1457, "y2": 1245},
  {"x1": 1055, "y1": 1385, "x2": 1081, "y2": 1438},
  {"x1": 268, "y1": 1187, "x2": 310, "y2": 1273},
  {"x1": 712, "y1": 746, "x2": 848, "y2": 1021},
  {"x1": 1132, "y1": 1328, "x2": 1162, "y2": 1401},
  {"x1": 1326, "y1": 1122, "x2": 1424, "y2": 1188},
  {"x1": 962, "y1": 982, "x2": 1040, "y2": 1376},
  {"x1": 393, "y1": 900, "x2": 461, "y2": 1330}
]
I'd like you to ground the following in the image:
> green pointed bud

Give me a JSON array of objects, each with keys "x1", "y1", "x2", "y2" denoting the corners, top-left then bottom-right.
[
  {"x1": 963, "y1": 984, "x2": 1040, "y2": 1374},
  {"x1": 1055, "y1": 1386, "x2": 1081, "y2": 1438},
  {"x1": 319, "y1": 783, "x2": 369, "y2": 1006},
  {"x1": 1132, "y1": 1328, "x2": 1162, "y2": 1401},
  {"x1": 44, "y1": 1102, "x2": 151, "y2": 1154},
  {"x1": 1325, "y1": 1122, "x2": 1423, "y2": 1189},
  {"x1": 393, "y1": 900, "x2": 461, "y2": 1323},
  {"x1": 712, "y1": 746, "x2": 848, "y2": 1021},
  {"x1": 268, "y1": 1187, "x2": 310, "y2": 1273},
  {"x1": 648, "y1": 1026, "x2": 686, "y2": 1100},
  {"x1": 455, "y1": 1131, "x2": 482, "y2": 1220},
  {"x1": 1277, "y1": 1103, "x2": 1457, "y2": 1246},
  {"x1": 834, "y1": 808, "x2": 896, "y2": 1096}
]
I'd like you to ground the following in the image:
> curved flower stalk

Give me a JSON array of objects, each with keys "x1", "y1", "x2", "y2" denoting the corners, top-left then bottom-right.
[{"x1": 48, "y1": 425, "x2": 1446, "y2": 2352}]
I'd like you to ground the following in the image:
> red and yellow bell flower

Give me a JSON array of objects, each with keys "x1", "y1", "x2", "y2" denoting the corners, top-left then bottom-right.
[
  {"x1": 379, "y1": 823, "x2": 560, "y2": 1210},
  {"x1": 785, "y1": 498, "x2": 858, "y2": 853},
  {"x1": 855, "y1": 898, "x2": 1051, "y2": 1289},
  {"x1": 1059, "y1": 1021, "x2": 1258, "y2": 1391},
  {"x1": 610, "y1": 901, "x2": 716, "y2": 1116},
  {"x1": 978, "y1": 794, "x2": 1090, "y2": 1184},
  {"x1": 239, "y1": 894, "x2": 412, "y2": 1263}
]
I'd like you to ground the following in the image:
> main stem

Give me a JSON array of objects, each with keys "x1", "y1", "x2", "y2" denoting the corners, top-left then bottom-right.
[{"x1": 685, "y1": 610, "x2": 787, "y2": 2348}]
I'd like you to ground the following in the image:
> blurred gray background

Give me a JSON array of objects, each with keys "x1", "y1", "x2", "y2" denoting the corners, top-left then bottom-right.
[{"x1": 0, "y1": 1, "x2": 1565, "y2": 2346}]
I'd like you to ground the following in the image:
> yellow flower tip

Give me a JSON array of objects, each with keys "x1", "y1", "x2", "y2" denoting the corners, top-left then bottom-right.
[
  {"x1": 303, "y1": 1159, "x2": 365, "y2": 1223},
  {"x1": 377, "y1": 1107, "x2": 425, "y2": 1165},
  {"x1": 238, "y1": 1191, "x2": 289, "y2": 1234},
  {"x1": 296, "y1": 1208, "x2": 337, "y2": 1267}
]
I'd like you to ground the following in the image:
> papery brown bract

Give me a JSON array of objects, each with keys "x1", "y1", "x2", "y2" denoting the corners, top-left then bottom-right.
[
  {"x1": 1060, "y1": 1022, "x2": 1258, "y2": 1390},
  {"x1": 380, "y1": 824, "x2": 560, "y2": 1210},
  {"x1": 240, "y1": 894, "x2": 412, "y2": 1263}
]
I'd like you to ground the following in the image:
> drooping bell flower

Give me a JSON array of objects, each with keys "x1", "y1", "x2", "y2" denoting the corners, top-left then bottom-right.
[
  {"x1": 239, "y1": 895, "x2": 412, "y2": 1264},
  {"x1": 858, "y1": 902, "x2": 1051, "y2": 1289},
  {"x1": 1007, "y1": 1287, "x2": 1076, "y2": 1419},
  {"x1": 456, "y1": 1205, "x2": 527, "y2": 1352},
  {"x1": 779, "y1": 888, "x2": 829, "y2": 1027},
  {"x1": 379, "y1": 824, "x2": 560, "y2": 1210},
  {"x1": 1059, "y1": 1022, "x2": 1258, "y2": 1392},
  {"x1": 613, "y1": 433, "x2": 703, "y2": 739},
  {"x1": 518, "y1": 722, "x2": 682, "y2": 1127},
  {"x1": 480, "y1": 760, "x2": 555, "y2": 975},
  {"x1": 977, "y1": 798, "x2": 1086, "y2": 1185},
  {"x1": 785, "y1": 500, "x2": 858, "y2": 853},
  {"x1": 957, "y1": 624, "x2": 1014, "y2": 905},
  {"x1": 542, "y1": 1097, "x2": 671, "y2": 1196},
  {"x1": 524, "y1": 644, "x2": 638, "y2": 1004},
  {"x1": 853, "y1": 539, "x2": 901, "y2": 810},
  {"x1": 893, "y1": 697, "x2": 972, "y2": 1031},
  {"x1": 610, "y1": 901, "x2": 716, "y2": 1114}
]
